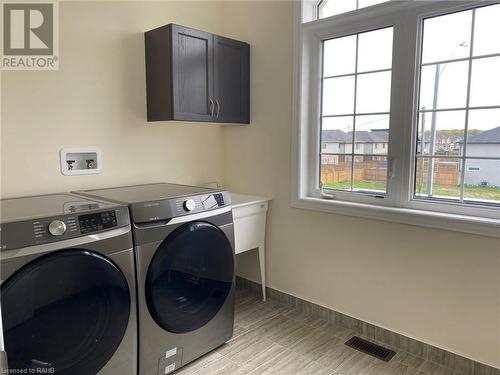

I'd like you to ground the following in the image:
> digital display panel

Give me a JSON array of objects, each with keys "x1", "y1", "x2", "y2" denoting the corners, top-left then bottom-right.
[
  {"x1": 79, "y1": 211, "x2": 117, "y2": 234},
  {"x1": 214, "y1": 193, "x2": 225, "y2": 206}
]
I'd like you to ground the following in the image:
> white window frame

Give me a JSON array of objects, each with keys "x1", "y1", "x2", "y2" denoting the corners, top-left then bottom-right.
[{"x1": 291, "y1": 0, "x2": 500, "y2": 238}]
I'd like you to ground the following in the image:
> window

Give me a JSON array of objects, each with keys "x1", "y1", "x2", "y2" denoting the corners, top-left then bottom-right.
[
  {"x1": 294, "y1": 1, "x2": 500, "y2": 237},
  {"x1": 320, "y1": 27, "x2": 392, "y2": 194},
  {"x1": 415, "y1": 6, "x2": 500, "y2": 205},
  {"x1": 318, "y1": 0, "x2": 389, "y2": 19}
]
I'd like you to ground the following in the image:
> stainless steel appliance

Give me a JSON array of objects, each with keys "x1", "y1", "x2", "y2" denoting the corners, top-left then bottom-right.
[
  {"x1": 75, "y1": 183, "x2": 235, "y2": 375},
  {"x1": 0, "y1": 194, "x2": 137, "y2": 375}
]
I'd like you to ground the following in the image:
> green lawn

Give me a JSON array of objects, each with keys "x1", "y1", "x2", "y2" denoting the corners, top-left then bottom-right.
[
  {"x1": 323, "y1": 180, "x2": 500, "y2": 201},
  {"x1": 323, "y1": 180, "x2": 386, "y2": 192},
  {"x1": 463, "y1": 186, "x2": 500, "y2": 201}
]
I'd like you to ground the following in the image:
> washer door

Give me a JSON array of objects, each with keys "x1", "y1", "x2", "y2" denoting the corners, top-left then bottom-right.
[
  {"x1": 1, "y1": 250, "x2": 130, "y2": 375},
  {"x1": 145, "y1": 221, "x2": 234, "y2": 333}
]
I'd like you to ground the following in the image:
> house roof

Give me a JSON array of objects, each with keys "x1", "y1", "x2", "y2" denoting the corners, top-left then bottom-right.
[
  {"x1": 467, "y1": 126, "x2": 500, "y2": 144},
  {"x1": 322, "y1": 129, "x2": 388, "y2": 143},
  {"x1": 322, "y1": 129, "x2": 350, "y2": 143}
]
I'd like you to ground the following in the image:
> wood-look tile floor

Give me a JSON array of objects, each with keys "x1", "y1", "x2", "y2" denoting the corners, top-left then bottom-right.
[{"x1": 175, "y1": 291, "x2": 464, "y2": 375}]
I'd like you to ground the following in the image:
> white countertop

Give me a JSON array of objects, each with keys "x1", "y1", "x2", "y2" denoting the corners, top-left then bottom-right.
[{"x1": 230, "y1": 192, "x2": 270, "y2": 208}]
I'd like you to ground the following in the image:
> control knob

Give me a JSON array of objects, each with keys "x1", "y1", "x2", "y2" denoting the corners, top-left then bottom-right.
[
  {"x1": 183, "y1": 199, "x2": 196, "y2": 212},
  {"x1": 48, "y1": 220, "x2": 67, "y2": 236}
]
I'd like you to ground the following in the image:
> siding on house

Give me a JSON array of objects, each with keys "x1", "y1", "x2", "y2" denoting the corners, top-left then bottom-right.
[
  {"x1": 321, "y1": 129, "x2": 388, "y2": 164},
  {"x1": 463, "y1": 126, "x2": 500, "y2": 187},
  {"x1": 464, "y1": 144, "x2": 500, "y2": 186}
]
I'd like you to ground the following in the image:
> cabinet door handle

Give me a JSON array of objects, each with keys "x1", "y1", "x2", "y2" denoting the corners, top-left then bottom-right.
[
  {"x1": 209, "y1": 99, "x2": 214, "y2": 117},
  {"x1": 215, "y1": 100, "x2": 220, "y2": 118}
]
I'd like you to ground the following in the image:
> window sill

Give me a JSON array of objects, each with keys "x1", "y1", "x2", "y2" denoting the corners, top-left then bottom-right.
[{"x1": 291, "y1": 196, "x2": 500, "y2": 238}]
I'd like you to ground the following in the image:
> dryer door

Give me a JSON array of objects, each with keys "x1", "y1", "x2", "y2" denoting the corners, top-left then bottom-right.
[
  {"x1": 1, "y1": 250, "x2": 130, "y2": 375},
  {"x1": 145, "y1": 221, "x2": 234, "y2": 333}
]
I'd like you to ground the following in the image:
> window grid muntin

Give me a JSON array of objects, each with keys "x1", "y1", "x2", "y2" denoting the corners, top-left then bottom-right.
[
  {"x1": 317, "y1": 0, "x2": 389, "y2": 20},
  {"x1": 456, "y1": 8, "x2": 474, "y2": 202},
  {"x1": 349, "y1": 34, "x2": 360, "y2": 190},
  {"x1": 415, "y1": 155, "x2": 500, "y2": 161},
  {"x1": 324, "y1": 67, "x2": 391, "y2": 80},
  {"x1": 414, "y1": 6, "x2": 500, "y2": 206},
  {"x1": 418, "y1": 105, "x2": 500, "y2": 114},
  {"x1": 421, "y1": 51, "x2": 500, "y2": 67},
  {"x1": 323, "y1": 152, "x2": 391, "y2": 158},
  {"x1": 323, "y1": 111, "x2": 390, "y2": 118},
  {"x1": 320, "y1": 27, "x2": 392, "y2": 194}
]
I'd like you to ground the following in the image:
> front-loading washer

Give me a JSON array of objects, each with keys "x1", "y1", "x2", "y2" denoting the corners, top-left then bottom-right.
[
  {"x1": 75, "y1": 183, "x2": 235, "y2": 375},
  {"x1": 0, "y1": 193, "x2": 137, "y2": 375}
]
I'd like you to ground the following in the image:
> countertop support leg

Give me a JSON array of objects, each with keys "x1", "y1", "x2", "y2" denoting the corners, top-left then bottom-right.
[{"x1": 258, "y1": 245, "x2": 266, "y2": 301}]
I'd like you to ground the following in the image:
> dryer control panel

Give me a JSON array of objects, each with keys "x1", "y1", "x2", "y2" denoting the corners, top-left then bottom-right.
[
  {"x1": 173, "y1": 193, "x2": 226, "y2": 216},
  {"x1": 130, "y1": 191, "x2": 232, "y2": 223},
  {"x1": 202, "y1": 193, "x2": 225, "y2": 209}
]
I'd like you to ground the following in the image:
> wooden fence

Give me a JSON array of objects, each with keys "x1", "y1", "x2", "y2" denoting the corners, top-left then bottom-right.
[
  {"x1": 321, "y1": 161, "x2": 386, "y2": 184},
  {"x1": 321, "y1": 160, "x2": 459, "y2": 185},
  {"x1": 415, "y1": 161, "x2": 460, "y2": 185}
]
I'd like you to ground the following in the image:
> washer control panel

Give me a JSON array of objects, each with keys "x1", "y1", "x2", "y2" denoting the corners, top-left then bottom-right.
[
  {"x1": 30, "y1": 210, "x2": 119, "y2": 241},
  {"x1": 1, "y1": 206, "x2": 130, "y2": 251},
  {"x1": 78, "y1": 211, "x2": 118, "y2": 234},
  {"x1": 33, "y1": 216, "x2": 78, "y2": 241},
  {"x1": 48, "y1": 220, "x2": 67, "y2": 236}
]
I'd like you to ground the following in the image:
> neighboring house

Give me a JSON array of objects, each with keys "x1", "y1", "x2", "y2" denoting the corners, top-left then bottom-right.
[
  {"x1": 321, "y1": 129, "x2": 388, "y2": 164},
  {"x1": 463, "y1": 126, "x2": 500, "y2": 187}
]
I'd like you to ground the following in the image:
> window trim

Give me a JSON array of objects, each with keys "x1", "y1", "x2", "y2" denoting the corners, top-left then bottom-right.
[{"x1": 291, "y1": 0, "x2": 500, "y2": 238}]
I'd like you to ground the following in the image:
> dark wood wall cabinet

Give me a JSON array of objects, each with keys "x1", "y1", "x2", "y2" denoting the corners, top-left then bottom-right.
[{"x1": 145, "y1": 24, "x2": 250, "y2": 124}]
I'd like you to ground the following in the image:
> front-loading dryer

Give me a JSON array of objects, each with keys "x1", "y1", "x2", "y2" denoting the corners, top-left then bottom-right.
[
  {"x1": 0, "y1": 193, "x2": 137, "y2": 375},
  {"x1": 75, "y1": 183, "x2": 235, "y2": 375}
]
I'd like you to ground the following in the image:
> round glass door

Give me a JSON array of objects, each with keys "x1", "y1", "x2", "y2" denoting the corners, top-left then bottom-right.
[
  {"x1": 145, "y1": 221, "x2": 234, "y2": 333},
  {"x1": 1, "y1": 250, "x2": 130, "y2": 375}
]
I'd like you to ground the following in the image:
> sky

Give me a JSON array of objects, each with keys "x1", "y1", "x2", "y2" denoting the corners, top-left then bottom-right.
[{"x1": 320, "y1": 2, "x2": 500, "y2": 135}]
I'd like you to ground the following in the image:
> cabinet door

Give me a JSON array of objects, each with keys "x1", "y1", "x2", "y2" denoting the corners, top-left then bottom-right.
[
  {"x1": 171, "y1": 25, "x2": 214, "y2": 122},
  {"x1": 214, "y1": 36, "x2": 250, "y2": 124}
]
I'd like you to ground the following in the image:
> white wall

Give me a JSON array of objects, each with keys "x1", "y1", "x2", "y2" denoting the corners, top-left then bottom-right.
[
  {"x1": 220, "y1": 1, "x2": 500, "y2": 368},
  {"x1": 1, "y1": 1, "x2": 225, "y2": 198}
]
